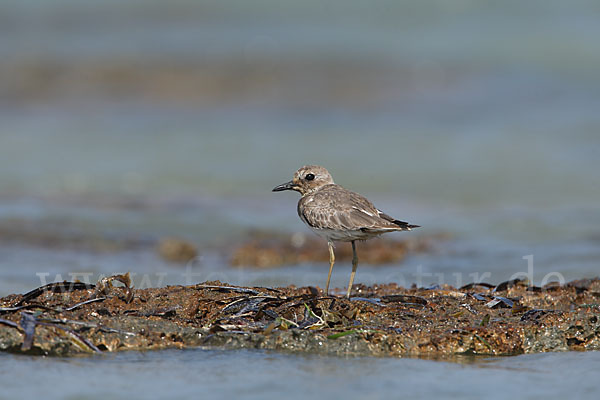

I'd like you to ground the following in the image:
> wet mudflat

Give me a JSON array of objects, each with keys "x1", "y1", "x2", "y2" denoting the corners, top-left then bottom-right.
[{"x1": 1, "y1": 276, "x2": 599, "y2": 357}]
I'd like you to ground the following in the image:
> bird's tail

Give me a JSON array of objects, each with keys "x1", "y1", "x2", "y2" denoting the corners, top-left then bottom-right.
[
  {"x1": 392, "y1": 220, "x2": 420, "y2": 230},
  {"x1": 378, "y1": 211, "x2": 420, "y2": 230}
]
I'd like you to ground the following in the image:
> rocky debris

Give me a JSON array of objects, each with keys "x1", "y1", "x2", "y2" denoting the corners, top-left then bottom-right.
[
  {"x1": 1, "y1": 276, "x2": 599, "y2": 357},
  {"x1": 157, "y1": 237, "x2": 198, "y2": 263},
  {"x1": 0, "y1": 220, "x2": 153, "y2": 252},
  {"x1": 1, "y1": 59, "x2": 419, "y2": 107},
  {"x1": 230, "y1": 232, "x2": 436, "y2": 268},
  {"x1": 0, "y1": 219, "x2": 442, "y2": 270}
]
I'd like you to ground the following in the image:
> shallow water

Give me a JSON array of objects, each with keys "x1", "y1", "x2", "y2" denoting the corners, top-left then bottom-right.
[
  {"x1": 1, "y1": 349, "x2": 600, "y2": 400},
  {"x1": 1, "y1": 0, "x2": 600, "y2": 397}
]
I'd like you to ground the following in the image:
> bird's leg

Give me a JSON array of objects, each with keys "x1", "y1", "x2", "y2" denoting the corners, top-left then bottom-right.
[
  {"x1": 346, "y1": 240, "x2": 358, "y2": 298},
  {"x1": 325, "y1": 241, "x2": 335, "y2": 295}
]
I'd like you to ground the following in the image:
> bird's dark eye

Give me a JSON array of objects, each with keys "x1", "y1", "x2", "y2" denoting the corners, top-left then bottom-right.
[{"x1": 305, "y1": 173, "x2": 315, "y2": 181}]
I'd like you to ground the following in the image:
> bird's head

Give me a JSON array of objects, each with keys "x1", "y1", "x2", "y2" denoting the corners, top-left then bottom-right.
[{"x1": 272, "y1": 165, "x2": 334, "y2": 196}]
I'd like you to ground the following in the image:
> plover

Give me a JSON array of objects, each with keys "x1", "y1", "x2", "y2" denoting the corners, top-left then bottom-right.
[{"x1": 273, "y1": 165, "x2": 419, "y2": 298}]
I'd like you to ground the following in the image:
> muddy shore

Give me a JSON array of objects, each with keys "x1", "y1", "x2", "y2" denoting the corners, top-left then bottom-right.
[{"x1": 1, "y1": 276, "x2": 599, "y2": 357}]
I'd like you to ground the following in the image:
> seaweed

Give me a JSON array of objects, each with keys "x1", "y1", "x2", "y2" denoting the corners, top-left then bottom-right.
[
  {"x1": 17, "y1": 282, "x2": 95, "y2": 306},
  {"x1": 1, "y1": 276, "x2": 600, "y2": 357}
]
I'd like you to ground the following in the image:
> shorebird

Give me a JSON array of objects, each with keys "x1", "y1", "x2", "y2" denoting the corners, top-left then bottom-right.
[{"x1": 273, "y1": 165, "x2": 419, "y2": 298}]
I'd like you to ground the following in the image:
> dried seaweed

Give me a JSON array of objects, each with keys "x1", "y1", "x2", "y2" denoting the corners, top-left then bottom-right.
[
  {"x1": 2, "y1": 276, "x2": 600, "y2": 357},
  {"x1": 37, "y1": 317, "x2": 136, "y2": 336},
  {"x1": 133, "y1": 307, "x2": 179, "y2": 318},
  {"x1": 471, "y1": 293, "x2": 488, "y2": 301},
  {"x1": 19, "y1": 312, "x2": 37, "y2": 351},
  {"x1": 19, "y1": 311, "x2": 102, "y2": 353},
  {"x1": 95, "y1": 273, "x2": 134, "y2": 303},
  {"x1": 64, "y1": 297, "x2": 107, "y2": 311},
  {"x1": 460, "y1": 282, "x2": 495, "y2": 290},
  {"x1": 381, "y1": 294, "x2": 428, "y2": 305},
  {"x1": 1, "y1": 298, "x2": 105, "y2": 315},
  {"x1": 0, "y1": 318, "x2": 20, "y2": 329},
  {"x1": 567, "y1": 279, "x2": 594, "y2": 293},
  {"x1": 543, "y1": 281, "x2": 562, "y2": 291},
  {"x1": 17, "y1": 282, "x2": 95, "y2": 306},
  {"x1": 195, "y1": 284, "x2": 260, "y2": 295},
  {"x1": 520, "y1": 309, "x2": 552, "y2": 321},
  {"x1": 1, "y1": 304, "x2": 55, "y2": 314},
  {"x1": 493, "y1": 278, "x2": 525, "y2": 292},
  {"x1": 350, "y1": 297, "x2": 385, "y2": 307},
  {"x1": 485, "y1": 296, "x2": 515, "y2": 309}
]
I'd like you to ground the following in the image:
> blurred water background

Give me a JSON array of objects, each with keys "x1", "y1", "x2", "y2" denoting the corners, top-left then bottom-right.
[{"x1": 1, "y1": 1, "x2": 599, "y2": 398}]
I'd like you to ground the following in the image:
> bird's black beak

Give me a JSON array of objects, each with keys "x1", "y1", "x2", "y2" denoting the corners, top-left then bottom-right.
[{"x1": 272, "y1": 180, "x2": 296, "y2": 192}]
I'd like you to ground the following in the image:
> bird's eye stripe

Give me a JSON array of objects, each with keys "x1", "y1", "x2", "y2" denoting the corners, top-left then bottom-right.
[{"x1": 305, "y1": 173, "x2": 315, "y2": 181}]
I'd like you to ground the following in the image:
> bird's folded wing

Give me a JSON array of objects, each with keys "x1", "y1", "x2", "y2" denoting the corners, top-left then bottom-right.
[{"x1": 301, "y1": 191, "x2": 398, "y2": 231}]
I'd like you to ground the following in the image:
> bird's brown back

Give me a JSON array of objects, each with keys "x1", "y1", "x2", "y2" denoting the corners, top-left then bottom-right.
[{"x1": 297, "y1": 184, "x2": 407, "y2": 232}]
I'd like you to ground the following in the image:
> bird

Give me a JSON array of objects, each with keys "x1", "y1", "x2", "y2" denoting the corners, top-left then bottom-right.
[{"x1": 272, "y1": 165, "x2": 419, "y2": 298}]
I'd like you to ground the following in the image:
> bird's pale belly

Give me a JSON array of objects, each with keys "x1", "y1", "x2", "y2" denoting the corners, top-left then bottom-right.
[{"x1": 307, "y1": 226, "x2": 380, "y2": 242}]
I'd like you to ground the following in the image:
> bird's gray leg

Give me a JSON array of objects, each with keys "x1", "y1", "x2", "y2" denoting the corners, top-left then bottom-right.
[
  {"x1": 346, "y1": 240, "x2": 358, "y2": 298},
  {"x1": 326, "y1": 241, "x2": 335, "y2": 295}
]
